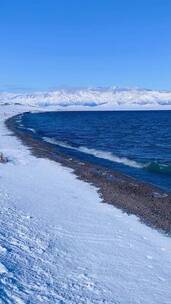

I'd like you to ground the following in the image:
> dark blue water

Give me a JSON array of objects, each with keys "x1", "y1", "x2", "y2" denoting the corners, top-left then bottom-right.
[{"x1": 18, "y1": 111, "x2": 171, "y2": 192}]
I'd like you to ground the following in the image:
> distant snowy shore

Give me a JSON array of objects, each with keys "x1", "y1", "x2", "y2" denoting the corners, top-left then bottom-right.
[
  {"x1": 0, "y1": 104, "x2": 171, "y2": 303},
  {"x1": 1, "y1": 86, "x2": 171, "y2": 110}
]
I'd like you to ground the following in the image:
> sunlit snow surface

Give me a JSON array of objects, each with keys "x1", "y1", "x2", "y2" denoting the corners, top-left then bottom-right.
[{"x1": 0, "y1": 105, "x2": 171, "y2": 303}]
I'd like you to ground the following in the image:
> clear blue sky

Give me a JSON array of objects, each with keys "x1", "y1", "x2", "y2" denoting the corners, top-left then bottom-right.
[{"x1": 0, "y1": 0, "x2": 171, "y2": 91}]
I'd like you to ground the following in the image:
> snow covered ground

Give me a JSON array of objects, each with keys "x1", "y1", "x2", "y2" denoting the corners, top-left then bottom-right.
[{"x1": 0, "y1": 104, "x2": 171, "y2": 303}]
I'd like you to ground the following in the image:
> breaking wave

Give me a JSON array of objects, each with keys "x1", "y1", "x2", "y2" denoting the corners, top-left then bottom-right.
[
  {"x1": 43, "y1": 137, "x2": 171, "y2": 175},
  {"x1": 42, "y1": 137, "x2": 144, "y2": 169},
  {"x1": 146, "y1": 162, "x2": 171, "y2": 175}
]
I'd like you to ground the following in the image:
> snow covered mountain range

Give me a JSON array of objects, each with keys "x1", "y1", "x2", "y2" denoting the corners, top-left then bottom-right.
[{"x1": 1, "y1": 86, "x2": 171, "y2": 109}]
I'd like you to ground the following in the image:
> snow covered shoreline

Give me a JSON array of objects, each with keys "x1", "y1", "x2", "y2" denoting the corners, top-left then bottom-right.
[
  {"x1": 0, "y1": 104, "x2": 171, "y2": 303},
  {"x1": 7, "y1": 112, "x2": 171, "y2": 234}
]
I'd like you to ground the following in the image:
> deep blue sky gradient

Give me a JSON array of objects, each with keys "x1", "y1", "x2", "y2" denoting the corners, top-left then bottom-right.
[{"x1": 0, "y1": 0, "x2": 171, "y2": 91}]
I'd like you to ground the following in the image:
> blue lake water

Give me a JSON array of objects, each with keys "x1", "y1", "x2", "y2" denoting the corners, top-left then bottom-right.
[{"x1": 18, "y1": 111, "x2": 171, "y2": 192}]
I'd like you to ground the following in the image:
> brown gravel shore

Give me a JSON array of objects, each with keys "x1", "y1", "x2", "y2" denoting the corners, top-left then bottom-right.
[{"x1": 6, "y1": 114, "x2": 171, "y2": 235}]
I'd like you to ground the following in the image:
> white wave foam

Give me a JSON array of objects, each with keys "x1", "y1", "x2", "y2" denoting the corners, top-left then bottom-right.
[
  {"x1": 78, "y1": 147, "x2": 144, "y2": 168},
  {"x1": 43, "y1": 137, "x2": 144, "y2": 169},
  {"x1": 27, "y1": 128, "x2": 36, "y2": 133},
  {"x1": 43, "y1": 137, "x2": 71, "y2": 148}
]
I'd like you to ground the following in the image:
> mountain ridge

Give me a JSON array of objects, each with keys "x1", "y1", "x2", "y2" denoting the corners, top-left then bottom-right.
[{"x1": 1, "y1": 87, "x2": 171, "y2": 109}]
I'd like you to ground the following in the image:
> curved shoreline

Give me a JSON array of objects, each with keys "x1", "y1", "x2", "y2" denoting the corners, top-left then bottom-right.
[{"x1": 6, "y1": 113, "x2": 171, "y2": 234}]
